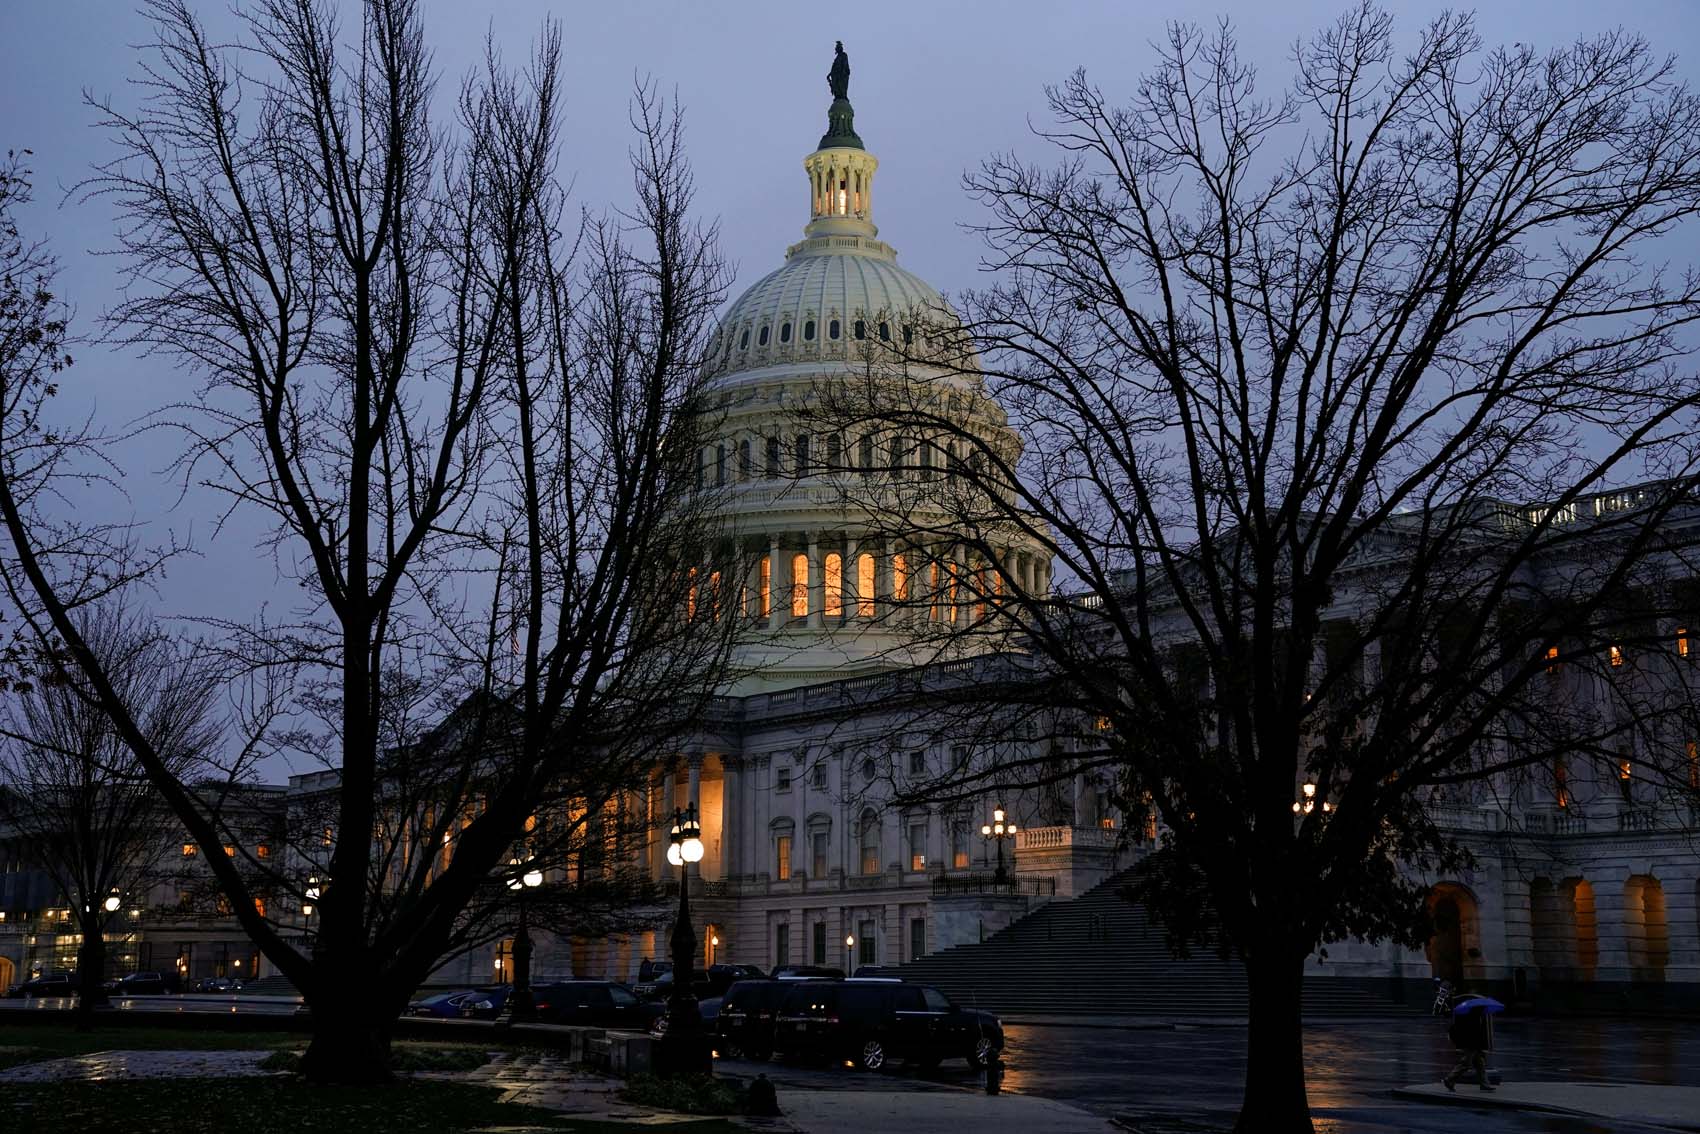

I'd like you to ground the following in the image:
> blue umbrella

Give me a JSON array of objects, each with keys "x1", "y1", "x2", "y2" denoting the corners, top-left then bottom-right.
[{"x1": 1452, "y1": 996, "x2": 1505, "y2": 1015}]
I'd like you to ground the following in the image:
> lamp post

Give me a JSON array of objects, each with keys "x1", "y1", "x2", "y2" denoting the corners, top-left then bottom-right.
[
  {"x1": 1292, "y1": 783, "x2": 1333, "y2": 816},
  {"x1": 979, "y1": 807, "x2": 1018, "y2": 886},
  {"x1": 845, "y1": 933, "x2": 855, "y2": 973},
  {"x1": 506, "y1": 857, "x2": 544, "y2": 1022},
  {"x1": 658, "y1": 803, "x2": 709, "y2": 1075}
]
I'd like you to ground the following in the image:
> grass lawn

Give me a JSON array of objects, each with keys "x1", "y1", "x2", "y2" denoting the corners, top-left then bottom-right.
[{"x1": 0, "y1": 1078, "x2": 748, "y2": 1133}]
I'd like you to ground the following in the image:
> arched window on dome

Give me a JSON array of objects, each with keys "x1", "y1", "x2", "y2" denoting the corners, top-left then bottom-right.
[
  {"x1": 795, "y1": 433, "x2": 810, "y2": 477},
  {"x1": 825, "y1": 433, "x2": 843, "y2": 470},
  {"x1": 715, "y1": 444, "x2": 727, "y2": 487},
  {"x1": 739, "y1": 328, "x2": 750, "y2": 350},
  {"x1": 804, "y1": 319, "x2": 816, "y2": 341},
  {"x1": 829, "y1": 319, "x2": 841, "y2": 340},
  {"x1": 766, "y1": 436, "x2": 781, "y2": 479},
  {"x1": 856, "y1": 553, "x2": 876, "y2": 618},
  {"x1": 837, "y1": 176, "x2": 848, "y2": 216},
  {"x1": 739, "y1": 439, "x2": 752, "y2": 480},
  {"x1": 758, "y1": 325, "x2": 770, "y2": 347},
  {"x1": 854, "y1": 319, "x2": 866, "y2": 340},
  {"x1": 888, "y1": 436, "x2": 905, "y2": 479},
  {"x1": 919, "y1": 442, "x2": 935, "y2": 481},
  {"x1": 879, "y1": 321, "x2": 890, "y2": 341},
  {"x1": 902, "y1": 324, "x2": 913, "y2": 345},
  {"x1": 824, "y1": 552, "x2": 843, "y2": 618},
  {"x1": 858, "y1": 435, "x2": 875, "y2": 477},
  {"x1": 893, "y1": 553, "x2": 910, "y2": 602},
  {"x1": 791, "y1": 553, "x2": 810, "y2": 618},
  {"x1": 780, "y1": 322, "x2": 792, "y2": 344}
]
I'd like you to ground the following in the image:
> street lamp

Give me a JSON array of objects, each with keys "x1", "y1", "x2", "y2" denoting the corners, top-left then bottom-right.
[
  {"x1": 1292, "y1": 783, "x2": 1333, "y2": 816},
  {"x1": 845, "y1": 933, "x2": 855, "y2": 973},
  {"x1": 658, "y1": 803, "x2": 709, "y2": 1075},
  {"x1": 103, "y1": 889, "x2": 121, "y2": 914},
  {"x1": 980, "y1": 806, "x2": 1018, "y2": 886},
  {"x1": 506, "y1": 857, "x2": 544, "y2": 1022}
]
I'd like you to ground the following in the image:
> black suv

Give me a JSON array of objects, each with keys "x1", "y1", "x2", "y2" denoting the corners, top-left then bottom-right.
[
  {"x1": 772, "y1": 979, "x2": 1002, "y2": 1071},
  {"x1": 531, "y1": 980, "x2": 662, "y2": 1029},
  {"x1": 717, "y1": 977, "x2": 832, "y2": 1059},
  {"x1": 13, "y1": 971, "x2": 77, "y2": 998}
]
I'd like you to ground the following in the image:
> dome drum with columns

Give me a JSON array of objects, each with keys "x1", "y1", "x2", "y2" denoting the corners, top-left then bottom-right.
[{"x1": 693, "y1": 51, "x2": 1051, "y2": 693}]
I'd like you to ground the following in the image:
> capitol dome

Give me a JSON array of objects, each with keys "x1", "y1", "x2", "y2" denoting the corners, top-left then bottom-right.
[{"x1": 697, "y1": 45, "x2": 1051, "y2": 694}]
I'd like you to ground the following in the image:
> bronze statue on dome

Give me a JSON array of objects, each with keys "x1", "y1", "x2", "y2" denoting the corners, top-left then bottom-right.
[{"x1": 828, "y1": 41, "x2": 850, "y2": 101}]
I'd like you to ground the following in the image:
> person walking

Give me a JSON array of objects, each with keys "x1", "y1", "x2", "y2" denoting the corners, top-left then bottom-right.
[{"x1": 1442, "y1": 992, "x2": 1497, "y2": 1092}]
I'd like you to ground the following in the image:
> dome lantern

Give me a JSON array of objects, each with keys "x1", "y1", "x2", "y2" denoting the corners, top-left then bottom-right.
[{"x1": 805, "y1": 42, "x2": 877, "y2": 241}]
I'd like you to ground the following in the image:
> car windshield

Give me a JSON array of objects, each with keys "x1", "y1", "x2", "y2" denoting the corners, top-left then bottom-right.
[{"x1": 608, "y1": 986, "x2": 638, "y2": 1007}]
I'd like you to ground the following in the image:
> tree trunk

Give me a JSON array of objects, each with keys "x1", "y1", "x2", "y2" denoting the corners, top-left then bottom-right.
[
  {"x1": 300, "y1": 987, "x2": 395, "y2": 1085},
  {"x1": 74, "y1": 923, "x2": 108, "y2": 1030},
  {"x1": 1237, "y1": 949, "x2": 1312, "y2": 1134}
]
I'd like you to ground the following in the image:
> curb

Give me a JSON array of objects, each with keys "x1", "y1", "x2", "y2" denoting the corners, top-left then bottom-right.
[{"x1": 1389, "y1": 1085, "x2": 1700, "y2": 1133}]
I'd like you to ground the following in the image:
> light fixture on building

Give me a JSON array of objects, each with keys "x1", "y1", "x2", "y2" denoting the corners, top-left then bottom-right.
[
  {"x1": 103, "y1": 889, "x2": 122, "y2": 914},
  {"x1": 1292, "y1": 782, "x2": 1333, "y2": 815}
]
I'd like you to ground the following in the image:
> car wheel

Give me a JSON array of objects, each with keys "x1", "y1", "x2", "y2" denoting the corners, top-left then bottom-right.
[
  {"x1": 967, "y1": 1036, "x2": 996, "y2": 1070},
  {"x1": 859, "y1": 1040, "x2": 886, "y2": 1071}
]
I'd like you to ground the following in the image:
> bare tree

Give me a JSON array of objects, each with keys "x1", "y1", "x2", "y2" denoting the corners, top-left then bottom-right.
[
  {"x1": 0, "y1": 0, "x2": 736, "y2": 1082},
  {"x1": 820, "y1": 8, "x2": 1700, "y2": 1130},
  {"x1": 0, "y1": 605, "x2": 220, "y2": 1024}
]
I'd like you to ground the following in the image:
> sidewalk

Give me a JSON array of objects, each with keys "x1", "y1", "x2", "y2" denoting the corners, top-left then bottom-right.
[
  {"x1": 1394, "y1": 1080, "x2": 1700, "y2": 1131},
  {"x1": 764, "y1": 1086, "x2": 1118, "y2": 1133}
]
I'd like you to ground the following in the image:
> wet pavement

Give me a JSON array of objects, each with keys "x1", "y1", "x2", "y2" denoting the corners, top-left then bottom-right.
[{"x1": 720, "y1": 1015, "x2": 1700, "y2": 1132}]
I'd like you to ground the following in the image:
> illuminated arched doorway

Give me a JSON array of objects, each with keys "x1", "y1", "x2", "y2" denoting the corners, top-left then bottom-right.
[
  {"x1": 1426, "y1": 883, "x2": 1480, "y2": 984},
  {"x1": 1624, "y1": 875, "x2": 1669, "y2": 982},
  {"x1": 0, "y1": 957, "x2": 13, "y2": 994}
]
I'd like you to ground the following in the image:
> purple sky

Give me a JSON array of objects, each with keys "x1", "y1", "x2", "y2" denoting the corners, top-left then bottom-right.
[{"x1": 2, "y1": 0, "x2": 1699, "y2": 662}]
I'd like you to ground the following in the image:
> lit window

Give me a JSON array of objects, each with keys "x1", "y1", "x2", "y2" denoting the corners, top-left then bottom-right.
[
  {"x1": 760, "y1": 556, "x2": 772, "y2": 617},
  {"x1": 1544, "y1": 645, "x2": 1560, "y2": 674},
  {"x1": 708, "y1": 570, "x2": 722, "y2": 620},
  {"x1": 182, "y1": 844, "x2": 197, "y2": 858},
  {"x1": 686, "y1": 566, "x2": 698, "y2": 620},
  {"x1": 776, "y1": 835, "x2": 792, "y2": 881},
  {"x1": 1688, "y1": 741, "x2": 1698, "y2": 789},
  {"x1": 893, "y1": 553, "x2": 909, "y2": 601},
  {"x1": 1609, "y1": 644, "x2": 1624, "y2": 668},
  {"x1": 857, "y1": 553, "x2": 876, "y2": 618},
  {"x1": 824, "y1": 552, "x2": 844, "y2": 618},
  {"x1": 1100, "y1": 817, "x2": 1117, "y2": 830},
  {"x1": 1680, "y1": 628, "x2": 1691, "y2": 659},
  {"x1": 256, "y1": 844, "x2": 270, "y2": 859},
  {"x1": 791, "y1": 553, "x2": 810, "y2": 617},
  {"x1": 1618, "y1": 759, "x2": 1633, "y2": 780},
  {"x1": 253, "y1": 898, "x2": 266, "y2": 918},
  {"x1": 223, "y1": 845, "x2": 236, "y2": 858},
  {"x1": 909, "y1": 822, "x2": 927, "y2": 871},
  {"x1": 1554, "y1": 759, "x2": 1570, "y2": 808}
]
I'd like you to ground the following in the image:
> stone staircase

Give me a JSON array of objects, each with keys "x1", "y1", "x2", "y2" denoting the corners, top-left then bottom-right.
[{"x1": 897, "y1": 870, "x2": 1408, "y2": 1018}]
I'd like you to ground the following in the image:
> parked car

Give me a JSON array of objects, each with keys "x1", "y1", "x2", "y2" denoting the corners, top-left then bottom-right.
[
  {"x1": 111, "y1": 971, "x2": 170, "y2": 995},
  {"x1": 772, "y1": 980, "x2": 1003, "y2": 1071},
  {"x1": 457, "y1": 987, "x2": 510, "y2": 1019},
  {"x1": 12, "y1": 970, "x2": 77, "y2": 998},
  {"x1": 770, "y1": 964, "x2": 845, "y2": 980},
  {"x1": 190, "y1": 976, "x2": 243, "y2": 993},
  {"x1": 636, "y1": 959, "x2": 672, "y2": 983},
  {"x1": 634, "y1": 967, "x2": 713, "y2": 1002},
  {"x1": 406, "y1": 989, "x2": 480, "y2": 1018},
  {"x1": 530, "y1": 981, "x2": 662, "y2": 1030},
  {"x1": 717, "y1": 977, "x2": 831, "y2": 1059},
  {"x1": 851, "y1": 966, "x2": 902, "y2": 979}
]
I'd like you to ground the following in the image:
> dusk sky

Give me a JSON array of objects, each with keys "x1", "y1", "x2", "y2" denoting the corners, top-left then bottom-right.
[{"x1": 3, "y1": 0, "x2": 1700, "y2": 662}]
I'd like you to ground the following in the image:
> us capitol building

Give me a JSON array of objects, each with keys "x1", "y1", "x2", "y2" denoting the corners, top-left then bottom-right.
[{"x1": 4, "y1": 48, "x2": 1696, "y2": 1008}]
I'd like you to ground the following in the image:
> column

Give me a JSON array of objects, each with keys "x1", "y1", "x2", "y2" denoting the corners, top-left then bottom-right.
[
  {"x1": 653, "y1": 773, "x2": 672, "y2": 881},
  {"x1": 721, "y1": 757, "x2": 742, "y2": 881},
  {"x1": 806, "y1": 532, "x2": 823, "y2": 629},
  {"x1": 880, "y1": 537, "x2": 896, "y2": 622},
  {"x1": 767, "y1": 535, "x2": 782, "y2": 631},
  {"x1": 1073, "y1": 773, "x2": 1091, "y2": 829},
  {"x1": 953, "y1": 543, "x2": 968, "y2": 625},
  {"x1": 686, "y1": 755, "x2": 703, "y2": 880}
]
